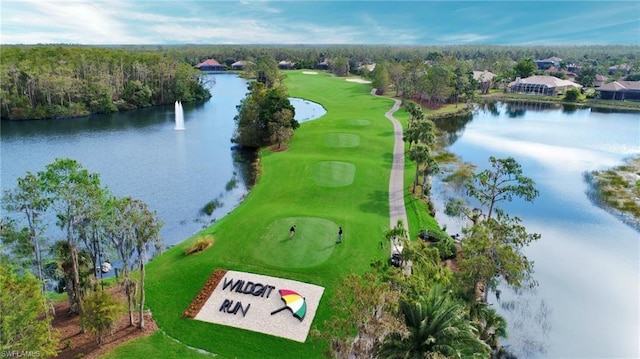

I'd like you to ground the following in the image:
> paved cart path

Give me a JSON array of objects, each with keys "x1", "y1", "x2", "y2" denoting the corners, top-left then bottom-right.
[{"x1": 372, "y1": 89, "x2": 409, "y2": 256}]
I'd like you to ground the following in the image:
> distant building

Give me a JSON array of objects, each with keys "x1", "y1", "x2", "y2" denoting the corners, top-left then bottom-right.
[
  {"x1": 473, "y1": 70, "x2": 497, "y2": 82},
  {"x1": 534, "y1": 56, "x2": 562, "y2": 70},
  {"x1": 608, "y1": 64, "x2": 633, "y2": 75},
  {"x1": 231, "y1": 61, "x2": 251, "y2": 71},
  {"x1": 195, "y1": 59, "x2": 225, "y2": 72},
  {"x1": 355, "y1": 63, "x2": 376, "y2": 75},
  {"x1": 594, "y1": 74, "x2": 609, "y2": 88},
  {"x1": 508, "y1": 75, "x2": 582, "y2": 95},
  {"x1": 597, "y1": 80, "x2": 640, "y2": 100},
  {"x1": 567, "y1": 63, "x2": 580, "y2": 73},
  {"x1": 473, "y1": 70, "x2": 497, "y2": 93},
  {"x1": 317, "y1": 60, "x2": 329, "y2": 70},
  {"x1": 278, "y1": 61, "x2": 295, "y2": 70}
]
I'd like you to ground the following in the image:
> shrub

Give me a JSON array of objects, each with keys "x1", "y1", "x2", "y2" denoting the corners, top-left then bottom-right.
[
  {"x1": 432, "y1": 236, "x2": 457, "y2": 260},
  {"x1": 564, "y1": 88, "x2": 581, "y2": 102},
  {"x1": 184, "y1": 235, "x2": 214, "y2": 256},
  {"x1": 81, "y1": 290, "x2": 122, "y2": 345}
]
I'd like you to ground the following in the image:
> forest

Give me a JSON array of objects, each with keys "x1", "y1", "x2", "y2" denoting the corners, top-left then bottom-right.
[{"x1": 0, "y1": 46, "x2": 211, "y2": 120}]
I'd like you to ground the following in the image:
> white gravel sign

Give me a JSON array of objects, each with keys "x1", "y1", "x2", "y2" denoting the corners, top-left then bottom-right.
[{"x1": 193, "y1": 270, "x2": 325, "y2": 343}]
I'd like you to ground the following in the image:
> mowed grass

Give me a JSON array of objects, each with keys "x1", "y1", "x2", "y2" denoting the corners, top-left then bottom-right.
[{"x1": 105, "y1": 71, "x2": 400, "y2": 358}]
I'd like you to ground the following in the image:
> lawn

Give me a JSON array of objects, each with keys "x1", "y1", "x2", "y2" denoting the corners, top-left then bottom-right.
[{"x1": 103, "y1": 71, "x2": 402, "y2": 358}]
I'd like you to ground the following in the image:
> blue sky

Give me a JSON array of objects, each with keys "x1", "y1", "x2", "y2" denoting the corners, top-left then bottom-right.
[{"x1": 1, "y1": 1, "x2": 639, "y2": 45}]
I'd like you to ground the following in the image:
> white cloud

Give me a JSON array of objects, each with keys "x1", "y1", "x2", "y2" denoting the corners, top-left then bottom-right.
[
  {"x1": 2, "y1": 0, "x2": 146, "y2": 44},
  {"x1": 438, "y1": 33, "x2": 493, "y2": 43}
]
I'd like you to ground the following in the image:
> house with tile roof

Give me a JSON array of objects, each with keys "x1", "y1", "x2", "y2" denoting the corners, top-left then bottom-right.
[
  {"x1": 195, "y1": 59, "x2": 226, "y2": 72},
  {"x1": 231, "y1": 60, "x2": 252, "y2": 71},
  {"x1": 594, "y1": 74, "x2": 609, "y2": 88},
  {"x1": 508, "y1": 75, "x2": 582, "y2": 96},
  {"x1": 473, "y1": 70, "x2": 496, "y2": 83},
  {"x1": 597, "y1": 80, "x2": 640, "y2": 100},
  {"x1": 473, "y1": 70, "x2": 497, "y2": 93}
]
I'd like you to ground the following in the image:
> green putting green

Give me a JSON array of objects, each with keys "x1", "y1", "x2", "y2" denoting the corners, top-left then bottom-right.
[
  {"x1": 312, "y1": 161, "x2": 356, "y2": 187},
  {"x1": 323, "y1": 133, "x2": 360, "y2": 148},
  {"x1": 253, "y1": 217, "x2": 338, "y2": 268}
]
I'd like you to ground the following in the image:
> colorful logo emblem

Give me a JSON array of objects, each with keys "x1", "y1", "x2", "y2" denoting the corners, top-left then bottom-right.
[{"x1": 270, "y1": 289, "x2": 307, "y2": 321}]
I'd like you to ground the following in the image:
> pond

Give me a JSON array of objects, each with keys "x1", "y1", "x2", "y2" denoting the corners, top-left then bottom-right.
[{"x1": 431, "y1": 102, "x2": 640, "y2": 358}]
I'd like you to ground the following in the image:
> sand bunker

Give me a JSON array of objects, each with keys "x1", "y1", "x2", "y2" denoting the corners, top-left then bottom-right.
[
  {"x1": 302, "y1": 71, "x2": 318, "y2": 75},
  {"x1": 191, "y1": 270, "x2": 324, "y2": 343},
  {"x1": 346, "y1": 78, "x2": 372, "y2": 84}
]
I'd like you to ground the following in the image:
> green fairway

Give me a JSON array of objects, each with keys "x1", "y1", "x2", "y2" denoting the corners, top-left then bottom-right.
[{"x1": 102, "y1": 71, "x2": 404, "y2": 358}]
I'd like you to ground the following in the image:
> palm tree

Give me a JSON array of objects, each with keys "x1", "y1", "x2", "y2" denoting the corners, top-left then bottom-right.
[
  {"x1": 375, "y1": 287, "x2": 490, "y2": 359},
  {"x1": 408, "y1": 144, "x2": 429, "y2": 194},
  {"x1": 471, "y1": 303, "x2": 508, "y2": 351}
]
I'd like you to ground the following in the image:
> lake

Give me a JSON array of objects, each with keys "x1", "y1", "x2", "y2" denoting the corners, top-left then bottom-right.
[
  {"x1": 432, "y1": 102, "x2": 640, "y2": 358},
  {"x1": 0, "y1": 74, "x2": 325, "y2": 247}
]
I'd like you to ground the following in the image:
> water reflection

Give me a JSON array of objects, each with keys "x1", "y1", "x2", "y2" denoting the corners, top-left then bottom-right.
[
  {"x1": 432, "y1": 112, "x2": 473, "y2": 147},
  {"x1": 432, "y1": 102, "x2": 640, "y2": 358}
]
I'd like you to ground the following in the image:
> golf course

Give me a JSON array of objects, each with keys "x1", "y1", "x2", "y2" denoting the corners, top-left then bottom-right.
[{"x1": 103, "y1": 70, "x2": 435, "y2": 358}]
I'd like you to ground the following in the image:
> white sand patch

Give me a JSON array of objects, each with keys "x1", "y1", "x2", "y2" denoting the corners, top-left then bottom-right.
[
  {"x1": 302, "y1": 71, "x2": 318, "y2": 75},
  {"x1": 194, "y1": 270, "x2": 324, "y2": 343},
  {"x1": 346, "y1": 78, "x2": 372, "y2": 84}
]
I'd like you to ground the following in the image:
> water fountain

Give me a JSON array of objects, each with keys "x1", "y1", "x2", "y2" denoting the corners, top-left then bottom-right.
[{"x1": 174, "y1": 101, "x2": 185, "y2": 130}]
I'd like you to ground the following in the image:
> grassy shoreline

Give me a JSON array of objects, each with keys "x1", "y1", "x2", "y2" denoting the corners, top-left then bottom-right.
[
  {"x1": 480, "y1": 92, "x2": 640, "y2": 112},
  {"x1": 585, "y1": 155, "x2": 640, "y2": 230}
]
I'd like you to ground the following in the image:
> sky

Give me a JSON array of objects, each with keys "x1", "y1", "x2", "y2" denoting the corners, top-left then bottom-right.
[{"x1": 1, "y1": 1, "x2": 639, "y2": 46}]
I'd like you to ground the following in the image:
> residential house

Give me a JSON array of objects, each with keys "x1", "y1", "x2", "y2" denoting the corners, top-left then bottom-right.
[
  {"x1": 594, "y1": 74, "x2": 609, "y2": 87},
  {"x1": 355, "y1": 63, "x2": 376, "y2": 75},
  {"x1": 597, "y1": 80, "x2": 640, "y2": 100},
  {"x1": 473, "y1": 70, "x2": 497, "y2": 93},
  {"x1": 544, "y1": 67, "x2": 576, "y2": 81},
  {"x1": 317, "y1": 60, "x2": 329, "y2": 70},
  {"x1": 195, "y1": 59, "x2": 225, "y2": 72},
  {"x1": 534, "y1": 56, "x2": 562, "y2": 70},
  {"x1": 508, "y1": 75, "x2": 582, "y2": 95},
  {"x1": 608, "y1": 64, "x2": 633, "y2": 75},
  {"x1": 231, "y1": 61, "x2": 251, "y2": 71},
  {"x1": 278, "y1": 61, "x2": 295, "y2": 70}
]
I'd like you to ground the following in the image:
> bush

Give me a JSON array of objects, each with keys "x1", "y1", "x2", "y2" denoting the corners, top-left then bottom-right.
[
  {"x1": 432, "y1": 236, "x2": 457, "y2": 260},
  {"x1": 184, "y1": 235, "x2": 214, "y2": 255},
  {"x1": 81, "y1": 290, "x2": 122, "y2": 345},
  {"x1": 564, "y1": 88, "x2": 581, "y2": 102}
]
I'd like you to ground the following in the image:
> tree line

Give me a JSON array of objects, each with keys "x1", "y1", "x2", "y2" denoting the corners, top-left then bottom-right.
[
  {"x1": 1, "y1": 158, "x2": 163, "y2": 353},
  {"x1": 3, "y1": 44, "x2": 638, "y2": 121},
  {"x1": 124, "y1": 44, "x2": 639, "y2": 72},
  {"x1": 0, "y1": 46, "x2": 211, "y2": 120}
]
